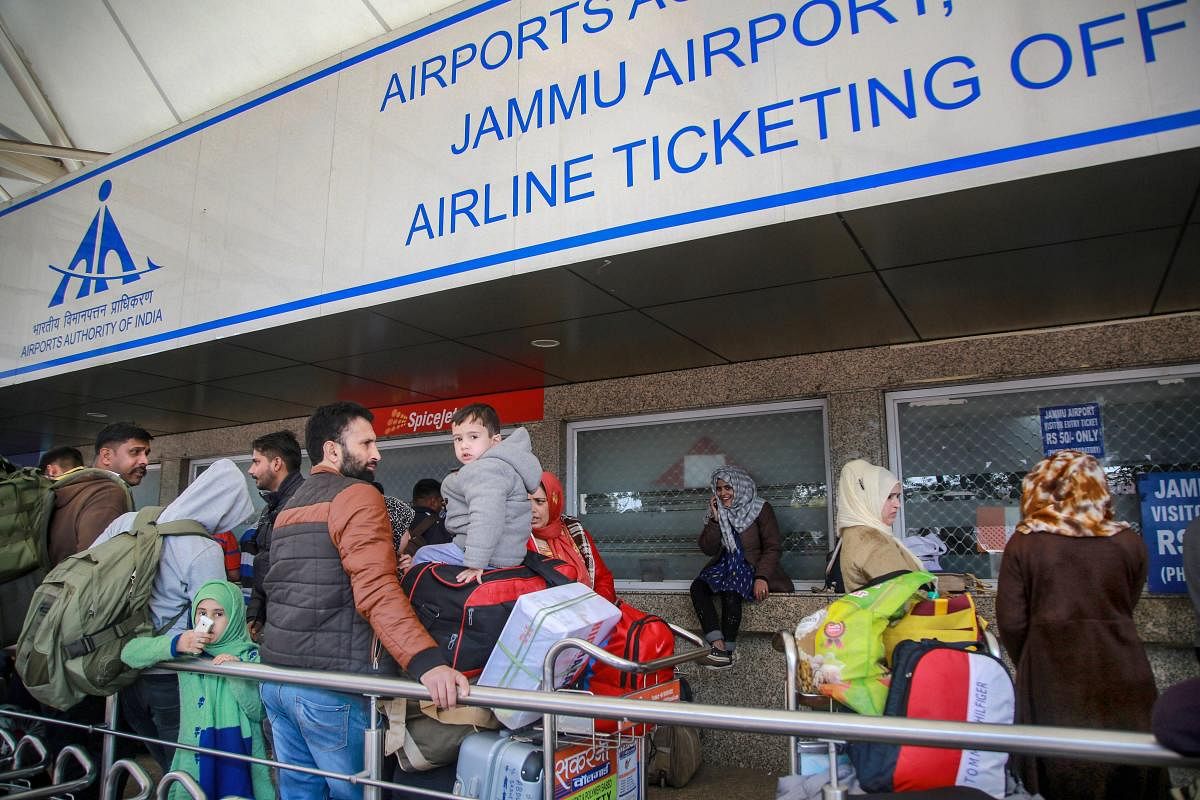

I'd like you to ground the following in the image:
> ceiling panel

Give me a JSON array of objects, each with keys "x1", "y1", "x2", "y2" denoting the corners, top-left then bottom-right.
[
  {"x1": 134, "y1": 384, "x2": 314, "y2": 424},
  {"x1": 1156, "y1": 225, "x2": 1200, "y2": 314},
  {"x1": 129, "y1": 341, "x2": 300, "y2": 382},
  {"x1": 644, "y1": 274, "x2": 917, "y2": 361},
  {"x1": 0, "y1": 61, "x2": 45, "y2": 144},
  {"x1": 44, "y1": 398, "x2": 239, "y2": 434},
  {"x1": 0, "y1": 0, "x2": 178, "y2": 152},
  {"x1": 318, "y1": 340, "x2": 562, "y2": 399},
  {"x1": 3, "y1": 413, "x2": 108, "y2": 445},
  {"x1": 32, "y1": 366, "x2": 186, "y2": 403},
  {"x1": 0, "y1": 383, "x2": 97, "y2": 417},
  {"x1": 572, "y1": 216, "x2": 871, "y2": 308},
  {"x1": 844, "y1": 149, "x2": 1200, "y2": 269},
  {"x1": 109, "y1": 0, "x2": 384, "y2": 122},
  {"x1": 211, "y1": 365, "x2": 436, "y2": 409},
  {"x1": 372, "y1": 268, "x2": 629, "y2": 339},
  {"x1": 885, "y1": 229, "x2": 1178, "y2": 340},
  {"x1": 461, "y1": 311, "x2": 726, "y2": 383},
  {"x1": 229, "y1": 310, "x2": 439, "y2": 363}
]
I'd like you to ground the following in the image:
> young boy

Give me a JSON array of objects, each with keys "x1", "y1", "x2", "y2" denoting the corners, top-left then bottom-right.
[{"x1": 412, "y1": 403, "x2": 543, "y2": 583}]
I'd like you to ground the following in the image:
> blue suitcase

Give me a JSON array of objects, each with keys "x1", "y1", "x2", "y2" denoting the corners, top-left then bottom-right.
[{"x1": 453, "y1": 730, "x2": 543, "y2": 800}]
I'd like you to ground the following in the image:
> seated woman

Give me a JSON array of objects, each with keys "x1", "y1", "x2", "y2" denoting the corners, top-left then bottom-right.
[
  {"x1": 997, "y1": 450, "x2": 1166, "y2": 800},
  {"x1": 833, "y1": 459, "x2": 922, "y2": 592},
  {"x1": 691, "y1": 465, "x2": 792, "y2": 669},
  {"x1": 527, "y1": 471, "x2": 616, "y2": 602}
]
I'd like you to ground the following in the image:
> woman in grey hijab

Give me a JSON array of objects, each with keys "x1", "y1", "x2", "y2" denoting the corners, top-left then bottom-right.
[{"x1": 690, "y1": 465, "x2": 792, "y2": 669}]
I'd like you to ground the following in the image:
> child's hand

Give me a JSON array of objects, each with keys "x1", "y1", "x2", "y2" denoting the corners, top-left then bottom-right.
[
  {"x1": 456, "y1": 567, "x2": 485, "y2": 584},
  {"x1": 396, "y1": 553, "x2": 413, "y2": 576},
  {"x1": 178, "y1": 629, "x2": 211, "y2": 655},
  {"x1": 212, "y1": 654, "x2": 239, "y2": 665}
]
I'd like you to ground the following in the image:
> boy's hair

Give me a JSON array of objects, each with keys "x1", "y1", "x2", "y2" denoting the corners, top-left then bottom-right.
[
  {"x1": 95, "y1": 422, "x2": 153, "y2": 452},
  {"x1": 305, "y1": 401, "x2": 373, "y2": 464},
  {"x1": 252, "y1": 430, "x2": 302, "y2": 473},
  {"x1": 38, "y1": 446, "x2": 83, "y2": 473},
  {"x1": 412, "y1": 478, "x2": 442, "y2": 503},
  {"x1": 451, "y1": 403, "x2": 500, "y2": 437}
]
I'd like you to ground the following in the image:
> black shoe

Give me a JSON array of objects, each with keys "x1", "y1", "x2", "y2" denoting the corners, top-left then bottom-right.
[{"x1": 704, "y1": 647, "x2": 735, "y2": 670}]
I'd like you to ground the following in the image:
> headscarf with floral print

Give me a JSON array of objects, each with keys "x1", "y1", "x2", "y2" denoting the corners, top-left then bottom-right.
[{"x1": 1015, "y1": 450, "x2": 1127, "y2": 538}]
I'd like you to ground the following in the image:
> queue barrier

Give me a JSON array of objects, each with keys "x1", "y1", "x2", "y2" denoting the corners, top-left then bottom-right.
[{"x1": 3, "y1": 628, "x2": 1199, "y2": 800}]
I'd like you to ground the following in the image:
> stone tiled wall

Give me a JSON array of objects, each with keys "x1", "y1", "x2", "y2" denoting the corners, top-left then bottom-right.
[{"x1": 132, "y1": 313, "x2": 1200, "y2": 772}]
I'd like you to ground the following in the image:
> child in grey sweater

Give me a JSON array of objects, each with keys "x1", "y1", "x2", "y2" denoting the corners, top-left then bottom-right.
[{"x1": 412, "y1": 403, "x2": 543, "y2": 583}]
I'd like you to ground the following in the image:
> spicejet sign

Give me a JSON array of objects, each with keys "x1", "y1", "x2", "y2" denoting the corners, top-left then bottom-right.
[{"x1": 371, "y1": 388, "x2": 545, "y2": 438}]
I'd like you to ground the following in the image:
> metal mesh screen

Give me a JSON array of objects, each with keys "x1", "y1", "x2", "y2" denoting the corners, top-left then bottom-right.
[
  {"x1": 893, "y1": 374, "x2": 1200, "y2": 578},
  {"x1": 571, "y1": 406, "x2": 829, "y2": 582}
]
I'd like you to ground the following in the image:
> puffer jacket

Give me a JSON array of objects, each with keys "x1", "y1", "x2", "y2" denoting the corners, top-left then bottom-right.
[
  {"x1": 442, "y1": 427, "x2": 543, "y2": 569},
  {"x1": 262, "y1": 465, "x2": 442, "y2": 677}
]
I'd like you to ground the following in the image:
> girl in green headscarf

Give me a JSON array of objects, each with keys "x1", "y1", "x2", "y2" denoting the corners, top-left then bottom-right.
[{"x1": 121, "y1": 579, "x2": 273, "y2": 800}]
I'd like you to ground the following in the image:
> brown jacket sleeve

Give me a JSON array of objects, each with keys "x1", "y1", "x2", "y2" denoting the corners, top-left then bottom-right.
[
  {"x1": 328, "y1": 482, "x2": 442, "y2": 678},
  {"x1": 698, "y1": 518, "x2": 722, "y2": 557},
  {"x1": 750, "y1": 503, "x2": 783, "y2": 581},
  {"x1": 74, "y1": 482, "x2": 130, "y2": 554}
]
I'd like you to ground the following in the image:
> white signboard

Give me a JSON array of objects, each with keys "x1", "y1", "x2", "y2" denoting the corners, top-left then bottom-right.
[{"x1": 3, "y1": 0, "x2": 1198, "y2": 384}]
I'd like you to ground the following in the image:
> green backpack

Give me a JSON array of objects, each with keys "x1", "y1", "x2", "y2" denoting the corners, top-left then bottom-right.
[
  {"x1": 0, "y1": 456, "x2": 55, "y2": 582},
  {"x1": 15, "y1": 506, "x2": 210, "y2": 711},
  {"x1": 0, "y1": 459, "x2": 134, "y2": 647}
]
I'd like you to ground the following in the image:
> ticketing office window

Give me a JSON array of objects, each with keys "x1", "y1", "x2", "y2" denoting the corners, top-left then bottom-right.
[
  {"x1": 566, "y1": 401, "x2": 831, "y2": 587},
  {"x1": 129, "y1": 463, "x2": 162, "y2": 507},
  {"x1": 887, "y1": 365, "x2": 1200, "y2": 580}
]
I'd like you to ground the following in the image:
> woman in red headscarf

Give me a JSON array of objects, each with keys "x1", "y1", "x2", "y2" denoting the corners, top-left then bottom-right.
[{"x1": 527, "y1": 471, "x2": 616, "y2": 602}]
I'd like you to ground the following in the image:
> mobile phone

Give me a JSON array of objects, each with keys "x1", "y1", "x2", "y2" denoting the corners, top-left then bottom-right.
[{"x1": 195, "y1": 614, "x2": 214, "y2": 635}]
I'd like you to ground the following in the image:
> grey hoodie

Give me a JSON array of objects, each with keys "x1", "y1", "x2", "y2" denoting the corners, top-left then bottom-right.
[{"x1": 441, "y1": 427, "x2": 543, "y2": 569}]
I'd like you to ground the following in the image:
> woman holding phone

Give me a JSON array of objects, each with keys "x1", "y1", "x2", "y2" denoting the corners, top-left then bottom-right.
[{"x1": 690, "y1": 465, "x2": 792, "y2": 669}]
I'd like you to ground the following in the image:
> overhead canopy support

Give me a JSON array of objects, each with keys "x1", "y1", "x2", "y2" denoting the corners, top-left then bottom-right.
[
  {"x1": 0, "y1": 137, "x2": 107, "y2": 163},
  {"x1": 0, "y1": 151, "x2": 66, "y2": 183},
  {"x1": 0, "y1": 19, "x2": 80, "y2": 172}
]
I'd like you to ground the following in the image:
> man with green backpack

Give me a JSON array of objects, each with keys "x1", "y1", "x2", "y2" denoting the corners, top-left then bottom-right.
[{"x1": 0, "y1": 423, "x2": 152, "y2": 647}]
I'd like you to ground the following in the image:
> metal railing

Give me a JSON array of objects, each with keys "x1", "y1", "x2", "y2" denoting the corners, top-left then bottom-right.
[{"x1": 3, "y1": 632, "x2": 1198, "y2": 800}]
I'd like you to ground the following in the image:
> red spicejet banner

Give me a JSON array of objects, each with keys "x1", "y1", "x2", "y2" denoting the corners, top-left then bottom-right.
[{"x1": 371, "y1": 388, "x2": 545, "y2": 438}]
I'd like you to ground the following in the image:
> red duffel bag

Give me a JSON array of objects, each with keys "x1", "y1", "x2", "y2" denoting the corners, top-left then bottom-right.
[{"x1": 578, "y1": 601, "x2": 674, "y2": 734}]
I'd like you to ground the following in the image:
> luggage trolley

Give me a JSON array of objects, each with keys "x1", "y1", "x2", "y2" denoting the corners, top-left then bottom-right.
[
  {"x1": 775, "y1": 623, "x2": 1003, "y2": 798},
  {"x1": 453, "y1": 623, "x2": 705, "y2": 800}
]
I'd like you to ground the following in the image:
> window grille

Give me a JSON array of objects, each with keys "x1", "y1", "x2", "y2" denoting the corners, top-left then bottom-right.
[
  {"x1": 888, "y1": 366, "x2": 1200, "y2": 579},
  {"x1": 567, "y1": 402, "x2": 830, "y2": 584}
]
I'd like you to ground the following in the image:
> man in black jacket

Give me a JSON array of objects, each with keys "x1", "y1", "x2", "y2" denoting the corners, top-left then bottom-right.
[{"x1": 243, "y1": 430, "x2": 304, "y2": 640}]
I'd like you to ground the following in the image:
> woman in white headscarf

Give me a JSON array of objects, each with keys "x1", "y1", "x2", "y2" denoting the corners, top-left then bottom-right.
[
  {"x1": 833, "y1": 459, "x2": 921, "y2": 592},
  {"x1": 691, "y1": 465, "x2": 792, "y2": 669}
]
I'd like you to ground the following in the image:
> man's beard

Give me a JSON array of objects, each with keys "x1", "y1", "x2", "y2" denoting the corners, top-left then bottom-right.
[{"x1": 339, "y1": 455, "x2": 375, "y2": 482}]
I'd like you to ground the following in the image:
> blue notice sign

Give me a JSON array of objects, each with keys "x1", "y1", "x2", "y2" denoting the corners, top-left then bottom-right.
[
  {"x1": 1039, "y1": 403, "x2": 1104, "y2": 457},
  {"x1": 1137, "y1": 472, "x2": 1199, "y2": 593}
]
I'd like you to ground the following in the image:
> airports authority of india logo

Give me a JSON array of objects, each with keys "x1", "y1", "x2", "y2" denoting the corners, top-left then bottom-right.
[{"x1": 47, "y1": 179, "x2": 163, "y2": 308}]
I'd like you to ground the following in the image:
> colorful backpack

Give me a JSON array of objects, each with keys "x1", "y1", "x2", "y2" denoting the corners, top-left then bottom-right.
[
  {"x1": 849, "y1": 639, "x2": 1014, "y2": 798},
  {"x1": 813, "y1": 570, "x2": 932, "y2": 714}
]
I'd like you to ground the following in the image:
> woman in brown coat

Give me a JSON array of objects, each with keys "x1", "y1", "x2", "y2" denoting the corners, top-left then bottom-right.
[
  {"x1": 997, "y1": 450, "x2": 1166, "y2": 800},
  {"x1": 691, "y1": 465, "x2": 792, "y2": 669}
]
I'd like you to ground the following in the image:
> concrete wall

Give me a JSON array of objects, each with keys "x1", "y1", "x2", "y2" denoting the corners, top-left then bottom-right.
[{"x1": 128, "y1": 312, "x2": 1200, "y2": 773}]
